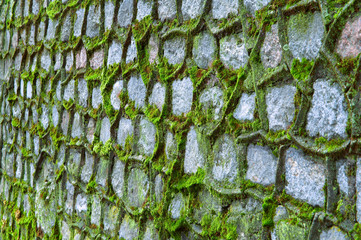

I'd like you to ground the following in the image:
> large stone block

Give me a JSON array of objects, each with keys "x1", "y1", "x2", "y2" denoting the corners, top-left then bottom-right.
[
  {"x1": 193, "y1": 32, "x2": 217, "y2": 69},
  {"x1": 158, "y1": 0, "x2": 177, "y2": 21},
  {"x1": 172, "y1": 77, "x2": 193, "y2": 115},
  {"x1": 117, "y1": 117, "x2": 134, "y2": 148},
  {"x1": 137, "y1": 117, "x2": 156, "y2": 156},
  {"x1": 169, "y1": 193, "x2": 185, "y2": 219},
  {"x1": 118, "y1": 0, "x2": 134, "y2": 28},
  {"x1": 182, "y1": 0, "x2": 205, "y2": 20},
  {"x1": 137, "y1": 0, "x2": 153, "y2": 21},
  {"x1": 111, "y1": 80, "x2": 124, "y2": 110},
  {"x1": 127, "y1": 168, "x2": 149, "y2": 208},
  {"x1": 261, "y1": 24, "x2": 282, "y2": 69},
  {"x1": 233, "y1": 92, "x2": 256, "y2": 121},
  {"x1": 164, "y1": 37, "x2": 186, "y2": 65},
  {"x1": 86, "y1": 5, "x2": 101, "y2": 38},
  {"x1": 212, "y1": 0, "x2": 238, "y2": 19},
  {"x1": 119, "y1": 215, "x2": 139, "y2": 239},
  {"x1": 111, "y1": 158, "x2": 125, "y2": 198},
  {"x1": 149, "y1": 82, "x2": 166, "y2": 111},
  {"x1": 220, "y1": 35, "x2": 249, "y2": 70},
  {"x1": 107, "y1": 40, "x2": 123, "y2": 66},
  {"x1": 128, "y1": 73, "x2": 146, "y2": 108}
]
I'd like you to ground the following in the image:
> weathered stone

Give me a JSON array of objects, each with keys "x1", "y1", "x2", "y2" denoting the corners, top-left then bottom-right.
[
  {"x1": 26, "y1": 81, "x2": 33, "y2": 99},
  {"x1": 306, "y1": 79, "x2": 348, "y2": 139},
  {"x1": 273, "y1": 206, "x2": 289, "y2": 224},
  {"x1": 40, "y1": 49, "x2": 51, "y2": 71},
  {"x1": 64, "y1": 80, "x2": 75, "y2": 101},
  {"x1": 246, "y1": 144, "x2": 277, "y2": 186},
  {"x1": 61, "y1": 221, "x2": 71, "y2": 240},
  {"x1": 90, "y1": 50, "x2": 104, "y2": 69},
  {"x1": 74, "y1": 8, "x2": 85, "y2": 37},
  {"x1": 261, "y1": 24, "x2": 282, "y2": 68},
  {"x1": 92, "y1": 87, "x2": 102, "y2": 109},
  {"x1": 118, "y1": 0, "x2": 134, "y2": 28},
  {"x1": 54, "y1": 52, "x2": 62, "y2": 71},
  {"x1": 86, "y1": 4, "x2": 101, "y2": 38},
  {"x1": 107, "y1": 40, "x2": 122, "y2": 66},
  {"x1": 40, "y1": 105, "x2": 49, "y2": 129},
  {"x1": 272, "y1": 221, "x2": 308, "y2": 240},
  {"x1": 164, "y1": 37, "x2": 186, "y2": 65},
  {"x1": 126, "y1": 37, "x2": 137, "y2": 63},
  {"x1": 149, "y1": 82, "x2": 165, "y2": 111},
  {"x1": 172, "y1": 77, "x2": 193, "y2": 115},
  {"x1": 78, "y1": 78, "x2": 88, "y2": 108},
  {"x1": 75, "y1": 193, "x2": 87, "y2": 219},
  {"x1": 182, "y1": 0, "x2": 204, "y2": 20},
  {"x1": 165, "y1": 131, "x2": 177, "y2": 161},
  {"x1": 61, "y1": 110, "x2": 70, "y2": 135},
  {"x1": 65, "y1": 181, "x2": 75, "y2": 215},
  {"x1": 169, "y1": 193, "x2": 185, "y2": 219},
  {"x1": 137, "y1": 0, "x2": 153, "y2": 21},
  {"x1": 199, "y1": 86, "x2": 224, "y2": 120},
  {"x1": 104, "y1": 0, "x2": 115, "y2": 30},
  {"x1": 193, "y1": 32, "x2": 217, "y2": 69},
  {"x1": 110, "y1": 80, "x2": 124, "y2": 110},
  {"x1": 117, "y1": 118, "x2": 134, "y2": 148},
  {"x1": 244, "y1": 0, "x2": 271, "y2": 16},
  {"x1": 96, "y1": 159, "x2": 110, "y2": 188},
  {"x1": 154, "y1": 174, "x2": 164, "y2": 203},
  {"x1": 37, "y1": 21, "x2": 46, "y2": 42},
  {"x1": 52, "y1": 105, "x2": 59, "y2": 127},
  {"x1": 337, "y1": 160, "x2": 351, "y2": 196},
  {"x1": 137, "y1": 117, "x2": 156, "y2": 156},
  {"x1": 128, "y1": 73, "x2": 146, "y2": 108},
  {"x1": 86, "y1": 118, "x2": 96, "y2": 143},
  {"x1": 212, "y1": 134, "x2": 239, "y2": 183},
  {"x1": 119, "y1": 215, "x2": 139, "y2": 239},
  {"x1": 148, "y1": 34, "x2": 159, "y2": 64},
  {"x1": 337, "y1": 16, "x2": 361, "y2": 58},
  {"x1": 144, "y1": 221, "x2": 160, "y2": 240},
  {"x1": 285, "y1": 147, "x2": 326, "y2": 207},
  {"x1": 287, "y1": 11, "x2": 324, "y2": 60},
  {"x1": 233, "y1": 92, "x2": 256, "y2": 121},
  {"x1": 91, "y1": 195, "x2": 102, "y2": 226},
  {"x1": 65, "y1": 51, "x2": 74, "y2": 72},
  {"x1": 103, "y1": 204, "x2": 119, "y2": 234},
  {"x1": 266, "y1": 84, "x2": 296, "y2": 131},
  {"x1": 220, "y1": 35, "x2": 249, "y2": 70},
  {"x1": 100, "y1": 117, "x2": 111, "y2": 143},
  {"x1": 127, "y1": 168, "x2": 149, "y2": 208},
  {"x1": 158, "y1": 0, "x2": 177, "y2": 21},
  {"x1": 29, "y1": 25, "x2": 36, "y2": 45},
  {"x1": 81, "y1": 151, "x2": 94, "y2": 183},
  {"x1": 71, "y1": 112, "x2": 83, "y2": 138},
  {"x1": 184, "y1": 126, "x2": 207, "y2": 174},
  {"x1": 76, "y1": 47, "x2": 87, "y2": 69},
  {"x1": 61, "y1": 13, "x2": 72, "y2": 42},
  {"x1": 212, "y1": 0, "x2": 238, "y2": 19},
  {"x1": 356, "y1": 158, "x2": 361, "y2": 223},
  {"x1": 46, "y1": 19, "x2": 58, "y2": 40},
  {"x1": 111, "y1": 158, "x2": 125, "y2": 198},
  {"x1": 320, "y1": 226, "x2": 349, "y2": 240}
]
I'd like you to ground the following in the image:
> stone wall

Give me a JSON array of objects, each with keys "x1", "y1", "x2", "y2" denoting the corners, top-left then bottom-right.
[{"x1": 0, "y1": 0, "x2": 361, "y2": 239}]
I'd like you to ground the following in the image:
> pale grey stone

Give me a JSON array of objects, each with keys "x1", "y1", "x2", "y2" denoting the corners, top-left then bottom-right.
[
  {"x1": 117, "y1": 118, "x2": 134, "y2": 147},
  {"x1": 56, "y1": 81, "x2": 62, "y2": 101},
  {"x1": 119, "y1": 215, "x2": 139, "y2": 240},
  {"x1": 111, "y1": 80, "x2": 124, "y2": 110},
  {"x1": 107, "y1": 40, "x2": 123, "y2": 66},
  {"x1": 40, "y1": 105, "x2": 49, "y2": 129},
  {"x1": 32, "y1": 0, "x2": 40, "y2": 14},
  {"x1": 61, "y1": 110, "x2": 70, "y2": 135},
  {"x1": 233, "y1": 92, "x2": 256, "y2": 121},
  {"x1": 288, "y1": 11, "x2": 325, "y2": 60},
  {"x1": 172, "y1": 77, "x2": 193, "y2": 115},
  {"x1": 63, "y1": 80, "x2": 75, "y2": 101},
  {"x1": 61, "y1": 221, "x2": 71, "y2": 240},
  {"x1": 86, "y1": 118, "x2": 96, "y2": 143},
  {"x1": 77, "y1": 78, "x2": 88, "y2": 108},
  {"x1": 306, "y1": 79, "x2": 347, "y2": 139},
  {"x1": 76, "y1": 47, "x2": 87, "y2": 69},
  {"x1": 246, "y1": 144, "x2": 277, "y2": 186},
  {"x1": 158, "y1": 0, "x2": 177, "y2": 21},
  {"x1": 15, "y1": 155, "x2": 22, "y2": 179},
  {"x1": 34, "y1": 136, "x2": 40, "y2": 156},
  {"x1": 164, "y1": 37, "x2": 186, "y2": 65},
  {"x1": 54, "y1": 52, "x2": 62, "y2": 71},
  {"x1": 52, "y1": 106, "x2": 59, "y2": 126},
  {"x1": 96, "y1": 159, "x2": 109, "y2": 187},
  {"x1": 169, "y1": 193, "x2": 185, "y2": 219},
  {"x1": 212, "y1": 0, "x2": 238, "y2": 19},
  {"x1": 193, "y1": 190, "x2": 223, "y2": 223},
  {"x1": 193, "y1": 32, "x2": 217, "y2": 69},
  {"x1": 36, "y1": 78, "x2": 42, "y2": 96},
  {"x1": 272, "y1": 221, "x2": 308, "y2": 240},
  {"x1": 273, "y1": 206, "x2": 289, "y2": 224},
  {"x1": 285, "y1": 147, "x2": 326, "y2": 207},
  {"x1": 74, "y1": 8, "x2": 85, "y2": 37},
  {"x1": 165, "y1": 131, "x2": 177, "y2": 160},
  {"x1": 337, "y1": 160, "x2": 350, "y2": 196},
  {"x1": 118, "y1": 0, "x2": 134, "y2": 28},
  {"x1": 261, "y1": 24, "x2": 282, "y2": 68},
  {"x1": 244, "y1": 0, "x2": 271, "y2": 15},
  {"x1": 46, "y1": 19, "x2": 58, "y2": 40},
  {"x1": 86, "y1": 5, "x2": 101, "y2": 38},
  {"x1": 126, "y1": 37, "x2": 137, "y2": 63},
  {"x1": 14, "y1": 53, "x2": 22, "y2": 71},
  {"x1": 182, "y1": 0, "x2": 204, "y2": 20},
  {"x1": 61, "y1": 13, "x2": 72, "y2": 42},
  {"x1": 65, "y1": 181, "x2": 74, "y2": 215},
  {"x1": 111, "y1": 159, "x2": 125, "y2": 198},
  {"x1": 127, "y1": 168, "x2": 149, "y2": 208},
  {"x1": 149, "y1": 82, "x2": 165, "y2": 111},
  {"x1": 320, "y1": 227, "x2": 349, "y2": 240},
  {"x1": 91, "y1": 195, "x2": 101, "y2": 226},
  {"x1": 37, "y1": 21, "x2": 46, "y2": 42},
  {"x1": 266, "y1": 84, "x2": 296, "y2": 131},
  {"x1": 75, "y1": 193, "x2": 87, "y2": 219},
  {"x1": 138, "y1": 117, "x2": 156, "y2": 156},
  {"x1": 199, "y1": 86, "x2": 224, "y2": 120},
  {"x1": 356, "y1": 158, "x2": 361, "y2": 222},
  {"x1": 128, "y1": 73, "x2": 146, "y2": 108},
  {"x1": 184, "y1": 126, "x2": 207, "y2": 174},
  {"x1": 65, "y1": 51, "x2": 74, "y2": 72},
  {"x1": 71, "y1": 112, "x2": 83, "y2": 138},
  {"x1": 103, "y1": 204, "x2": 119, "y2": 234},
  {"x1": 220, "y1": 35, "x2": 249, "y2": 70},
  {"x1": 100, "y1": 117, "x2": 111, "y2": 143},
  {"x1": 104, "y1": 0, "x2": 115, "y2": 30},
  {"x1": 155, "y1": 174, "x2": 163, "y2": 203},
  {"x1": 92, "y1": 87, "x2": 102, "y2": 109},
  {"x1": 81, "y1": 152, "x2": 94, "y2": 183},
  {"x1": 137, "y1": 0, "x2": 153, "y2": 21},
  {"x1": 41, "y1": 49, "x2": 51, "y2": 71},
  {"x1": 144, "y1": 221, "x2": 160, "y2": 240},
  {"x1": 148, "y1": 34, "x2": 159, "y2": 64},
  {"x1": 29, "y1": 25, "x2": 36, "y2": 45}
]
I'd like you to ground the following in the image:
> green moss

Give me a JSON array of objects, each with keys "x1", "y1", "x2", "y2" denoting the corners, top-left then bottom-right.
[
  {"x1": 173, "y1": 168, "x2": 205, "y2": 190},
  {"x1": 336, "y1": 56, "x2": 359, "y2": 76},
  {"x1": 86, "y1": 176, "x2": 98, "y2": 194},
  {"x1": 262, "y1": 194, "x2": 277, "y2": 228},
  {"x1": 46, "y1": 0, "x2": 63, "y2": 19},
  {"x1": 290, "y1": 58, "x2": 314, "y2": 83}
]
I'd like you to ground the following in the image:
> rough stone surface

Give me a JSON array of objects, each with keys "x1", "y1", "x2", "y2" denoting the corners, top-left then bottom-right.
[
  {"x1": 81, "y1": 152, "x2": 94, "y2": 183},
  {"x1": 91, "y1": 195, "x2": 102, "y2": 226},
  {"x1": 287, "y1": 11, "x2": 324, "y2": 60},
  {"x1": 285, "y1": 147, "x2": 326, "y2": 207},
  {"x1": 104, "y1": 0, "x2": 115, "y2": 30},
  {"x1": 149, "y1": 82, "x2": 166, "y2": 111},
  {"x1": 320, "y1": 227, "x2": 349, "y2": 240},
  {"x1": 117, "y1": 118, "x2": 134, "y2": 148},
  {"x1": 244, "y1": 0, "x2": 271, "y2": 15},
  {"x1": 107, "y1": 40, "x2": 122, "y2": 66},
  {"x1": 169, "y1": 193, "x2": 185, "y2": 219},
  {"x1": 220, "y1": 35, "x2": 249, "y2": 70},
  {"x1": 65, "y1": 51, "x2": 74, "y2": 72},
  {"x1": 90, "y1": 50, "x2": 104, "y2": 69},
  {"x1": 86, "y1": 118, "x2": 96, "y2": 143},
  {"x1": 337, "y1": 15, "x2": 361, "y2": 58},
  {"x1": 119, "y1": 215, "x2": 139, "y2": 239},
  {"x1": 184, "y1": 127, "x2": 207, "y2": 174},
  {"x1": 212, "y1": 0, "x2": 239, "y2": 19},
  {"x1": 199, "y1": 86, "x2": 224, "y2": 120},
  {"x1": 61, "y1": 13, "x2": 72, "y2": 42},
  {"x1": 41, "y1": 50, "x2": 51, "y2": 71},
  {"x1": 71, "y1": 112, "x2": 83, "y2": 138},
  {"x1": 337, "y1": 160, "x2": 350, "y2": 196},
  {"x1": 155, "y1": 174, "x2": 164, "y2": 203},
  {"x1": 92, "y1": 87, "x2": 102, "y2": 109},
  {"x1": 172, "y1": 77, "x2": 193, "y2": 115},
  {"x1": 163, "y1": 37, "x2": 186, "y2": 65},
  {"x1": 246, "y1": 144, "x2": 277, "y2": 186},
  {"x1": 111, "y1": 80, "x2": 124, "y2": 110},
  {"x1": 64, "y1": 80, "x2": 75, "y2": 102},
  {"x1": 148, "y1": 34, "x2": 159, "y2": 64},
  {"x1": 128, "y1": 73, "x2": 146, "y2": 108},
  {"x1": 266, "y1": 84, "x2": 296, "y2": 131},
  {"x1": 118, "y1": 0, "x2": 134, "y2": 28},
  {"x1": 77, "y1": 78, "x2": 88, "y2": 108},
  {"x1": 111, "y1": 159, "x2": 125, "y2": 198},
  {"x1": 193, "y1": 32, "x2": 217, "y2": 69},
  {"x1": 182, "y1": 0, "x2": 204, "y2": 20},
  {"x1": 137, "y1": 117, "x2": 156, "y2": 156},
  {"x1": 158, "y1": 0, "x2": 177, "y2": 21},
  {"x1": 86, "y1": 5, "x2": 101, "y2": 38},
  {"x1": 76, "y1": 47, "x2": 87, "y2": 69},
  {"x1": 74, "y1": 8, "x2": 85, "y2": 37},
  {"x1": 261, "y1": 24, "x2": 282, "y2": 68},
  {"x1": 75, "y1": 193, "x2": 87, "y2": 219},
  {"x1": 126, "y1": 37, "x2": 137, "y2": 63},
  {"x1": 127, "y1": 168, "x2": 149, "y2": 208},
  {"x1": 100, "y1": 117, "x2": 111, "y2": 143},
  {"x1": 137, "y1": 0, "x2": 153, "y2": 21},
  {"x1": 306, "y1": 79, "x2": 348, "y2": 139},
  {"x1": 233, "y1": 92, "x2": 256, "y2": 121}
]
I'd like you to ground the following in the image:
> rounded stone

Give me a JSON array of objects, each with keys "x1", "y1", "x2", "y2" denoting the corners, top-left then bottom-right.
[{"x1": 193, "y1": 32, "x2": 217, "y2": 69}]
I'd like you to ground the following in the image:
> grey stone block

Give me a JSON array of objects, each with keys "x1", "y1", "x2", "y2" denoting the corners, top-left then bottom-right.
[
  {"x1": 107, "y1": 40, "x2": 123, "y2": 66},
  {"x1": 52, "y1": 105, "x2": 59, "y2": 126},
  {"x1": 111, "y1": 158, "x2": 125, "y2": 198},
  {"x1": 220, "y1": 35, "x2": 249, "y2": 70},
  {"x1": 155, "y1": 174, "x2": 164, "y2": 203},
  {"x1": 81, "y1": 151, "x2": 94, "y2": 183},
  {"x1": 244, "y1": 0, "x2": 271, "y2": 16},
  {"x1": 149, "y1": 82, "x2": 165, "y2": 111},
  {"x1": 119, "y1": 215, "x2": 139, "y2": 240},
  {"x1": 111, "y1": 80, "x2": 124, "y2": 110},
  {"x1": 46, "y1": 19, "x2": 58, "y2": 40},
  {"x1": 91, "y1": 86, "x2": 102, "y2": 109},
  {"x1": 117, "y1": 117, "x2": 134, "y2": 148},
  {"x1": 74, "y1": 8, "x2": 85, "y2": 37},
  {"x1": 76, "y1": 47, "x2": 87, "y2": 69},
  {"x1": 261, "y1": 24, "x2": 282, "y2": 69},
  {"x1": 104, "y1": 0, "x2": 115, "y2": 30},
  {"x1": 40, "y1": 105, "x2": 49, "y2": 129},
  {"x1": 118, "y1": 0, "x2": 134, "y2": 28},
  {"x1": 61, "y1": 13, "x2": 72, "y2": 42},
  {"x1": 158, "y1": 0, "x2": 177, "y2": 21},
  {"x1": 75, "y1": 193, "x2": 87, "y2": 219},
  {"x1": 90, "y1": 50, "x2": 104, "y2": 69},
  {"x1": 212, "y1": 0, "x2": 238, "y2": 19},
  {"x1": 128, "y1": 73, "x2": 146, "y2": 108},
  {"x1": 86, "y1": 118, "x2": 96, "y2": 143},
  {"x1": 137, "y1": 117, "x2": 156, "y2": 156},
  {"x1": 320, "y1": 226, "x2": 349, "y2": 240},
  {"x1": 103, "y1": 204, "x2": 119, "y2": 234},
  {"x1": 184, "y1": 126, "x2": 207, "y2": 174},
  {"x1": 86, "y1": 5, "x2": 101, "y2": 38},
  {"x1": 137, "y1": 0, "x2": 153, "y2": 21},
  {"x1": 100, "y1": 117, "x2": 111, "y2": 143},
  {"x1": 233, "y1": 92, "x2": 256, "y2": 121},
  {"x1": 182, "y1": 0, "x2": 204, "y2": 20},
  {"x1": 169, "y1": 193, "x2": 185, "y2": 219},
  {"x1": 40, "y1": 49, "x2": 51, "y2": 71},
  {"x1": 164, "y1": 37, "x2": 186, "y2": 65},
  {"x1": 199, "y1": 86, "x2": 224, "y2": 120},
  {"x1": 193, "y1": 31, "x2": 216, "y2": 69},
  {"x1": 78, "y1": 78, "x2": 88, "y2": 108},
  {"x1": 127, "y1": 168, "x2": 149, "y2": 208},
  {"x1": 63, "y1": 80, "x2": 75, "y2": 102},
  {"x1": 65, "y1": 51, "x2": 74, "y2": 72},
  {"x1": 172, "y1": 77, "x2": 193, "y2": 115},
  {"x1": 71, "y1": 112, "x2": 83, "y2": 138},
  {"x1": 126, "y1": 37, "x2": 137, "y2": 63},
  {"x1": 91, "y1": 195, "x2": 102, "y2": 226}
]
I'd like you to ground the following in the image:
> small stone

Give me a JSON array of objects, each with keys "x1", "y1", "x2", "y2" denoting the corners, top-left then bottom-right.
[
  {"x1": 63, "y1": 80, "x2": 75, "y2": 102},
  {"x1": 233, "y1": 92, "x2": 256, "y2": 121},
  {"x1": 96, "y1": 159, "x2": 110, "y2": 188},
  {"x1": 266, "y1": 84, "x2": 296, "y2": 131},
  {"x1": 40, "y1": 106, "x2": 49, "y2": 129},
  {"x1": 26, "y1": 81, "x2": 33, "y2": 99},
  {"x1": 285, "y1": 147, "x2": 326, "y2": 207},
  {"x1": 76, "y1": 47, "x2": 87, "y2": 69},
  {"x1": 119, "y1": 215, "x2": 139, "y2": 240},
  {"x1": 220, "y1": 35, "x2": 249, "y2": 70},
  {"x1": 144, "y1": 221, "x2": 160, "y2": 240},
  {"x1": 61, "y1": 221, "x2": 71, "y2": 240},
  {"x1": 149, "y1": 82, "x2": 165, "y2": 111},
  {"x1": 272, "y1": 221, "x2": 308, "y2": 240},
  {"x1": 107, "y1": 40, "x2": 122, "y2": 66},
  {"x1": 148, "y1": 34, "x2": 159, "y2": 64},
  {"x1": 104, "y1": 0, "x2": 115, "y2": 30},
  {"x1": 111, "y1": 158, "x2": 125, "y2": 198},
  {"x1": 199, "y1": 86, "x2": 224, "y2": 120},
  {"x1": 32, "y1": 0, "x2": 40, "y2": 14},
  {"x1": 41, "y1": 49, "x2": 51, "y2": 71},
  {"x1": 74, "y1": 8, "x2": 85, "y2": 37},
  {"x1": 61, "y1": 110, "x2": 70, "y2": 135},
  {"x1": 77, "y1": 78, "x2": 88, "y2": 108},
  {"x1": 111, "y1": 80, "x2": 124, "y2": 110},
  {"x1": 54, "y1": 52, "x2": 62, "y2": 71},
  {"x1": 117, "y1": 118, "x2": 134, "y2": 148},
  {"x1": 92, "y1": 87, "x2": 102, "y2": 109},
  {"x1": 164, "y1": 37, "x2": 186, "y2": 65},
  {"x1": 261, "y1": 24, "x2": 282, "y2": 69},
  {"x1": 65, "y1": 51, "x2": 74, "y2": 72},
  {"x1": 306, "y1": 79, "x2": 348, "y2": 139},
  {"x1": 46, "y1": 19, "x2": 58, "y2": 40},
  {"x1": 127, "y1": 168, "x2": 149, "y2": 208},
  {"x1": 61, "y1": 13, "x2": 72, "y2": 42},
  {"x1": 337, "y1": 160, "x2": 350, "y2": 196},
  {"x1": 91, "y1": 195, "x2": 101, "y2": 226},
  {"x1": 37, "y1": 21, "x2": 46, "y2": 42},
  {"x1": 71, "y1": 112, "x2": 83, "y2": 138},
  {"x1": 165, "y1": 131, "x2": 177, "y2": 161},
  {"x1": 337, "y1": 16, "x2": 361, "y2": 58},
  {"x1": 52, "y1": 105, "x2": 59, "y2": 126},
  {"x1": 169, "y1": 193, "x2": 185, "y2": 219},
  {"x1": 90, "y1": 50, "x2": 104, "y2": 69},
  {"x1": 65, "y1": 181, "x2": 75, "y2": 215},
  {"x1": 246, "y1": 144, "x2": 277, "y2": 186},
  {"x1": 172, "y1": 77, "x2": 193, "y2": 115},
  {"x1": 184, "y1": 126, "x2": 207, "y2": 174},
  {"x1": 193, "y1": 32, "x2": 217, "y2": 69},
  {"x1": 29, "y1": 25, "x2": 36, "y2": 45},
  {"x1": 137, "y1": 117, "x2": 156, "y2": 156},
  {"x1": 137, "y1": 0, "x2": 153, "y2": 21},
  {"x1": 155, "y1": 174, "x2": 164, "y2": 203},
  {"x1": 244, "y1": 0, "x2": 271, "y2": 16},
  {"x1": 100, "y1": 117, "x2": 111, "y2": 143},
  {"x1": 81, "y1": 151, "x2": 94, "y2": 183},
  {"x1": 118, "y1": 0, "x2": 134, "y2": 28},
  {"x1": 182, "y1": 0, "x2": 205, "y2": 20},
  {"x1": 158, "y1": 0, "x2": 177, "y2": 21},
  {"x1": 212, "y1": 0, "x2": 238, "y2": 19},
  {"x1": 273, "y1": 206, "x2": 289, "y2": 224},
  {"x1": 287, "y1": 11, "x2": 324, "y2": 60},
  {"x1": 75, "y1": 193, "x2": 87, "y2": 219},
  {"x1": 128, "y1": 73, "x2": 146, "y2": 108},
  {"x1": 103, "y1": 204, "x2": 119, "y2": 234},
  {"x1": 126, "y1": 37, "x2": 137, "y2": 63},
  {"x1": 86, "y1": 118, "x2": 96, "y2": 143},
  {"x1": 320, "y1": 226, "x2": 349, "y2": 240},
  {"x1": 86, "y1": 4, "x2": 101, "y2": 38}
]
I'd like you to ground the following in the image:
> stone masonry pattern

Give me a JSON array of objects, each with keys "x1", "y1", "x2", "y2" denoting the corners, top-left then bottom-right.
[{"x1": 0, "y1": 0, "x2": 361, "y2": 239}]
